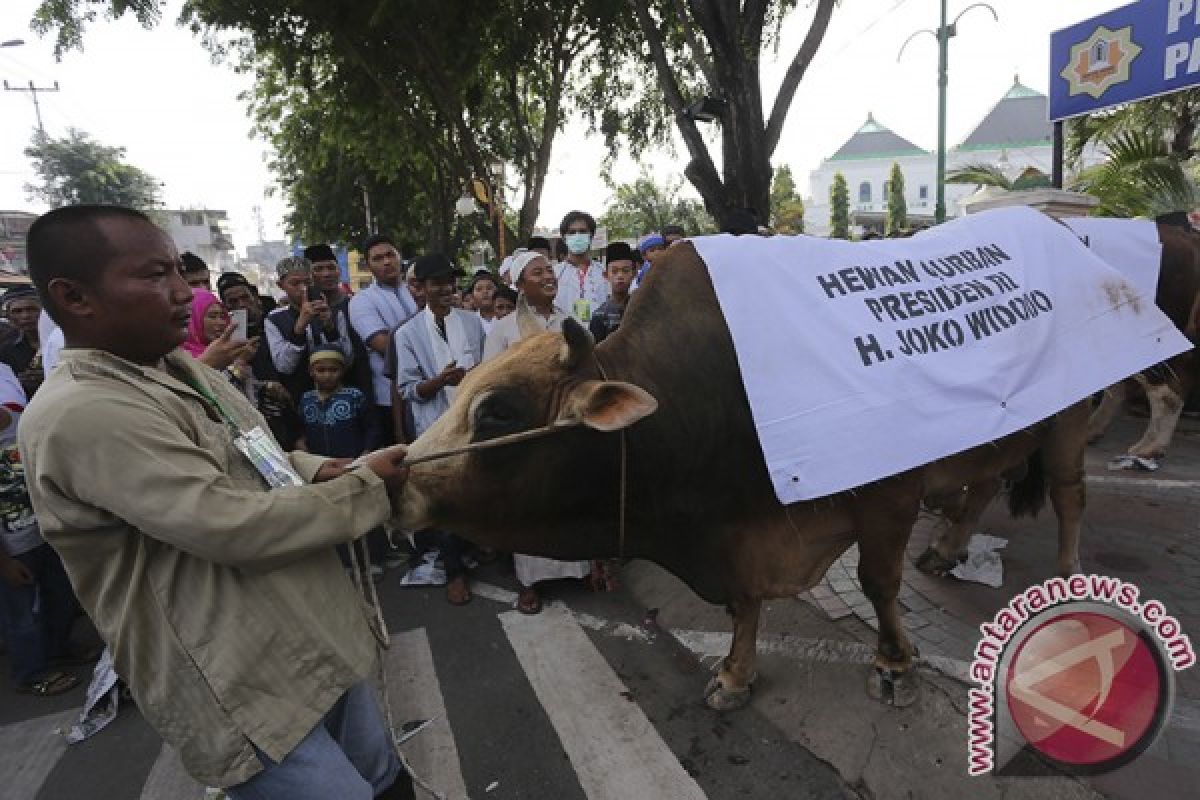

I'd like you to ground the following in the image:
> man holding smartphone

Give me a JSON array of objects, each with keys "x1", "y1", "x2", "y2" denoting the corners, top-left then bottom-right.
[{"x1": 264, "y1": 257, "x2": 356, "y2": 434}]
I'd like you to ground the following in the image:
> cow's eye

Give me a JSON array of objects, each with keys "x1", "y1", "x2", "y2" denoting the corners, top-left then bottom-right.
[{"x1": 473, "y1": 392, "x2": 528, "y2": 441}]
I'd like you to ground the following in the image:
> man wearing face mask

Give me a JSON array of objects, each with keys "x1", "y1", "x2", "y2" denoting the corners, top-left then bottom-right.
[{"x1": 554, "y1": 210, "x2": 609, "y2": 325}]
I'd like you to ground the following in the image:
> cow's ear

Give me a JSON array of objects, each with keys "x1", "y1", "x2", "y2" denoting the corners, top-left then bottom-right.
[
  {"x1": 559, "y1": 317, "x2": 594, "y2": 371},
  {"x1": 572, "y1": 380, "x2": 658, "y2": 432}
]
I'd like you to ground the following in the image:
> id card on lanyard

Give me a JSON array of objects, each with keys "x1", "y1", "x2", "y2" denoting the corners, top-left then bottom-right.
[{"x1": 184, "y1": 373, "x2": 305, "y2": 488}]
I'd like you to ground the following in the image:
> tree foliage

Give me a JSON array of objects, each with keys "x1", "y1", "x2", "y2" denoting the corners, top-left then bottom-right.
[
  {"x1": 1064, "y1": 91, "x2": 1200, "y2": 219},
  {"x1": 829, "y1": 171, "x2": 849, "y2": 239},
  {"x1": 606, "y1": 0, "x2": 837, "y2": 228},
  {"x1": 769, "y1": 164, "x2": 804, "y2": 234},
  {"x1": 24, "y1": 127, "x2": 161, "y2": 210},
  {"x1": 598, "y1": 171, "x2": 715, "y2": 238},
  {"x1": 885, "y1": 162, "x2": 906, "y2": 236},
  {"x1": 1071, "y1": 131, "x2": 1198, "y2": 218},
  {"x1": 32, "y1": 0, "x2": 619, "y2": 253}
]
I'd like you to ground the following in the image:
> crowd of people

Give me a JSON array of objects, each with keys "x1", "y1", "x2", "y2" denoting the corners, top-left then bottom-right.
[{"x1": 0, "y1": 207, "x2": 686, "y2": 705}]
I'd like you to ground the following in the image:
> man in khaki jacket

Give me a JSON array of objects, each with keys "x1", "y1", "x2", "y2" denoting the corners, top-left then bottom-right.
[{"x1": 19, "y1": 206, "x2": 413, "y2": 800}]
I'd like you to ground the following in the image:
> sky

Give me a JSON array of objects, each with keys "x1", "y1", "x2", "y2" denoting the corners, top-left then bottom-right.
[{"x1": 0, "y1": 0, "x2": 1129, "y2": 255}]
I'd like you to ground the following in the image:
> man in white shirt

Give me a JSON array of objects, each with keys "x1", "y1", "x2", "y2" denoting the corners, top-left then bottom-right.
[
  {"x1": 482, "y1": 251, "x2": 591, "y2": 613},
  {"x1": 469, "y1": 271, "x2": 499, "y2": 335},
  {"x1": 348, "y1": 235, "x2": 419, "y2": 444},
  {"x1": 554, "y1": 210, "x2": 609, "y2": 326},
  {"x1": 394, "y1": 254, "x2": 485, "y2": 606}
]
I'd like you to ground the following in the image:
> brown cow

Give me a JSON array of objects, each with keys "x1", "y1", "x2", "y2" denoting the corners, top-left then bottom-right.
[
  {"x1": 396, "y1": 242, "x2": 1090, "y2": 710},
  {"x1": 1085, "y1": 221, "x2": 1200, "y2": 457}
]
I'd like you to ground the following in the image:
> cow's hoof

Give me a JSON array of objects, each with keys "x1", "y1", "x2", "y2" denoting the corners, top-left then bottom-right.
[
  {"x1": 704, "y1": 674, "x2": 753, "y2": 711},
  {"x1": 867, "y1": 666, "x2": 919, "y2": 707},
  {"x1": 916, "y1": 547, "x2": 957, "y2": 577}
]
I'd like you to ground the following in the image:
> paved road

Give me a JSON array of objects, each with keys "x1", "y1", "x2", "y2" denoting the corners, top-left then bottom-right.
[{"x1": 0, "y1": 563, "x2": 855, "y2": 800}]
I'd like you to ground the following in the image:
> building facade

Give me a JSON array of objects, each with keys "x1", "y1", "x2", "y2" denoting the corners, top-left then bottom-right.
[
  {"x1": 806, "y1": 80, "x2": 1098, "y2": 236},
  {"x1": 163, "y1": 209, "x2": 238, "y2": 273}
]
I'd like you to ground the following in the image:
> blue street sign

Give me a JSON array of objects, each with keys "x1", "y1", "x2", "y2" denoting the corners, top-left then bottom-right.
[{"x1": 1050, "y1": 0, "x2": 1200, "y2": 121}]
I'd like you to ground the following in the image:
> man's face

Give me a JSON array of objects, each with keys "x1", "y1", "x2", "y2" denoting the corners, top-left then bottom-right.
[
  {"x1": 424, "y1": 275, "x2": 457, "y2": 317},
  {"x1": 518, "y1": 257, "x2": 558, "y2": 306},
  {"x1": 221, "y1": 285, "x2": 262, "y2": 326},
  {"x1": 472, "y1": 277, "x2": 496, "y2": 310},
  {"x1": 460, "y1": 290, "x2": 475, "y2": 311},
  {"x1": 312, "y1": 260, "x2": 341, "y2": 292},
  {"x1": 309, "y1": 359, "x2": 344, "y2": 392},
  {"x1": 367, "y1": 243, "x2": 401, "y2": 286},
  {"x1": 493, "y1": 294, "x2": 516, "y2": 318},
  {"x1": 5, "y1": 297, "x2": 41, "y2": 335},
  {"x1": 605, "y1": 259, "x2": 636, "y2": 295},
  {"x1": 184, "y1": 268, "x2": 211, "y2": 290},
  {"x1": 65, "y1": 218, "x2": 193, "y2": 365},
  {"x1": 407, "y1": 272, "x2": 427, "y2": 308},
  {"x1": 278, "y1": 272, "x2": 312, "y2": 308}
]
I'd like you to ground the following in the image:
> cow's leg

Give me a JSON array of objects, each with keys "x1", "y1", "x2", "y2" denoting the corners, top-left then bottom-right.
[
  {"x1": 1128, "y1": 373, "x2": 1185, "y2": 459},
  {"x1": 1044, "y1": 402, "x2": 1090, "y2": 577},
  {"x1": 856, "y1": 493, "x2": 921, "y2": 707},
  {"x1": 1086, "y1": 381, "x2": 1127, "y2": 443},
  {"x1": 704, "y1": 597, "x2": 761, "y2": 711},
  {"x1": 917, "y1": 478, "x2": 1002, "y2": 576}
]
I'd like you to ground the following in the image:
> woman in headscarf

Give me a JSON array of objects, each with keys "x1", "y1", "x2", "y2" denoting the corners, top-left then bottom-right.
[{"x1": 184, "y1": 289, "x2": 260, "y2": 374}]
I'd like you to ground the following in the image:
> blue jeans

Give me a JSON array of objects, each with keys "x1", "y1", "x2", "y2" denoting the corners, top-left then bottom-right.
[
  {"x1": 226, "y1": 681, "x2": 402, "y2": 800},
  {"x1": 0, "y1": 543, "x2": 79, "y2": 685}
]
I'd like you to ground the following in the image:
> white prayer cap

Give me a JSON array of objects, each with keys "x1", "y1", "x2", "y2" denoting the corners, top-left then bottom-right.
[
  {"x1": 499, "y1": 255, "x2": 515, "y2": 278},
  {"x1": 509, "y1": 250, "x2": 546, "y2": 283}
]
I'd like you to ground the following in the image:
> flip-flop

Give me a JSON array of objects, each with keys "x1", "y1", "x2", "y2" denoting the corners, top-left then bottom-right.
[
  {"x1": 446, "y1": 577, "x2": 472, "y2": 606},
  {"x1": 17, "y1": 670, "x2": 79, "y2": 697},
  {"x1": 517, "y1": 588, "x2": 543, "y2": 615}
]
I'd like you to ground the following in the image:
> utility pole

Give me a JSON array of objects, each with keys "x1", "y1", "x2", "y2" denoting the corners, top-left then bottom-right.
[
  {"x1": 3, "y1": 80, "x2": 60, "y2": 137},
  {"x1": 899, "y1": 3, "x2": 996, "y2": 224}
]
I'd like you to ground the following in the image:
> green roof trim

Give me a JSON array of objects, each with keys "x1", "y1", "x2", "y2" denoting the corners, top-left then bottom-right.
[
  {"x1": 1004, "y1": 80, "x2": 1044, "y2": 100},
  {"x1": 829, "y1": 149, "x2": 928, "y2": 161},
  {"x1": 956, "y1": 138, "x2": 1051, "y2": 152}
]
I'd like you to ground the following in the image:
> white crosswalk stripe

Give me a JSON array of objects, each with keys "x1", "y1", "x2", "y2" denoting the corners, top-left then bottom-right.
[
  {"x1": 500, "y1": 604, "x2": 708, "y2": 800},
  {"x1": 0, "y1": 710, "x2": 74, "y2": 800},
  {"x1": 383, "y1": 629, "x2": 470, "y2": 800},
  {"x1": 0, "y1": 604, "x2": 708, "y2": 799}
]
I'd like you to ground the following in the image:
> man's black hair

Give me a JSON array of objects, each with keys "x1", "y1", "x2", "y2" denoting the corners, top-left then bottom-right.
[
  {"x1": 470, "y1": 270, "x2": 498, "y2": 291},
  {"x1": 216, "y1": 271, "x2": 252, "y2": 299},
  {"x1": 26, "y1": 205, "x2": 155, "y2": 323},
  {"x1": 362, "y1": 233, "x2": 397, "y2": 257},
  {"x1": 180, "y1": 251, "x2": 208, "y2": 274},
  {"x1": 559, "y1": 210, "x2": 597, "y2": 236},
  {"x1": 526, "y1": 236, "x2": 551, "y2": 251},
  {"x1": 662, "y1": 224, "x2": 685, "y2": 237},
  {"x1": 494, "y1": 285, "x2": 518, "y2": 306}
]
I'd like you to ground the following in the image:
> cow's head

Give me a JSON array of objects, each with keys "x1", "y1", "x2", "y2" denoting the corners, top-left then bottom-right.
[{"x1": 396, "y1": 318, "x2": 657, "y2": 549}]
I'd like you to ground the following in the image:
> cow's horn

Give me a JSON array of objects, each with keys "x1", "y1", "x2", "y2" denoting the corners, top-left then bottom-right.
[{"x1": 559, "y1": 317, "x2": 594, "y2": 370}]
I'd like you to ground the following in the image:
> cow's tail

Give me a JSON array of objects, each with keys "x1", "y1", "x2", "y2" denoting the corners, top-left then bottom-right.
[{"x1": 1007, "y1": 450, "x2": 1046, "y2": 519}]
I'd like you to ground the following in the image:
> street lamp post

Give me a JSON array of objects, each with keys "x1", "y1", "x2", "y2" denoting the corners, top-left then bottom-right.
[{"x1": 899, "y1": 2, "x2": 997, "y2": 224}]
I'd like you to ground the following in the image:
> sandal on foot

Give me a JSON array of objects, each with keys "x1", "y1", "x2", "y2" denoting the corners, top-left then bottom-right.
[
  {"x1": 517, "y1": 587, "x2": 543, "y2": 615},
  {"x1": 17, "y1": 670, "x2": 79, "y2": 696},
  {"x1": 446, "y1": 576, "x2": 471, "y2": 606}
]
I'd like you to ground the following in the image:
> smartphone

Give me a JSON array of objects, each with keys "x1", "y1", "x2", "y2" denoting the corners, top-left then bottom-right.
[
  {"x1": 306, "y1": 285, "x2": 324, "y2": 304},
  {"x1": 229, "y1": 309, "x2": 248, "y2": 342}
]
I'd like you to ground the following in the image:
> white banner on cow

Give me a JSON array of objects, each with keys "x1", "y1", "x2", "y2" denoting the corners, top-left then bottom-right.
[
  {"x1": 694, "y1": 206, "x2": 1191, "y2": 505},
  {"x1": 1062, "y1": 217, "x2": 1162, "y2": 305}
]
